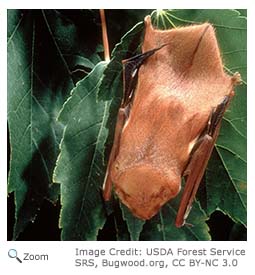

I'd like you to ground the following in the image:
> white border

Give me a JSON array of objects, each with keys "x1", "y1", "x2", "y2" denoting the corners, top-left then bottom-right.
[
  {"x1": 0, "y1": 8, "x2": 7, "y2": 242},
  {"x1": 0, "y1": 0, "x2": 252, "y2": 9},
  {"x1": 1, "y1": 1, "x2": 254, "y2": 275}
]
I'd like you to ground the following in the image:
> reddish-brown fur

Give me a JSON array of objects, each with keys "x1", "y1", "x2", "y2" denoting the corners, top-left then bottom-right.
[{"x1": 104, "y1": 16, "x2": 239, "y2": 222}]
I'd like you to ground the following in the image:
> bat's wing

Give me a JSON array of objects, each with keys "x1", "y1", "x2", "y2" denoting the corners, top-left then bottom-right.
[
  {"x1": 103, "y1": 47, "x2": 164, "y2": 200},
  {"x1": 122, "y1": 45, "x2": 166, "y2": 108},
  {"x1": 175, "y1": 91, "x2": 235, "y2": 227}
]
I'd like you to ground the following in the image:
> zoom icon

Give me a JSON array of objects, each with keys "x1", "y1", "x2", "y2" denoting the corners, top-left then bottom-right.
[{"x1": 8, "y1": 249, "x2": 22, "y2": 263}]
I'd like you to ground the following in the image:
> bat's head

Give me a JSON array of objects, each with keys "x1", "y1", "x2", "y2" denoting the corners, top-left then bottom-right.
[{"x1": 112, "y1": 164, "x2": 180, "y2": 220}]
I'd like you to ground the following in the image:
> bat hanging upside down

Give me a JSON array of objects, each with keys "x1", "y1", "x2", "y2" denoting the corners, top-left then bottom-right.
[{"x1": 103, "y1": 15, "x2": 241, "y2": 227}]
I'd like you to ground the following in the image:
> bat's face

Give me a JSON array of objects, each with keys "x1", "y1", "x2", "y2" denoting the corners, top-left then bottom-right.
[{"x1": 111, "y1": 163, "x2": 180, "y2": 220}]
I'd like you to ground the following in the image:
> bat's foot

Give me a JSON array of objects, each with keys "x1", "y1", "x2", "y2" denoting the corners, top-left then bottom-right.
[
  {"x1": 208, "y1": 95, "x2": 232, "y2": 137},
  {"x1": 232, "y1": 72, "x2": 242, "y2": 86},
  {"x1": 102, "y1": 174, "x2": 112, "y2": 201},
  {"x1": 175, "y1": 220, "x2": 194, "y2": 228}
]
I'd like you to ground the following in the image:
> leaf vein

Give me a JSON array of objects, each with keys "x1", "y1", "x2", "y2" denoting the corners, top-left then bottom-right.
[
  {"x1": 215, "y1": 147, "x2": 246, "y2": 211},
  {"x1": 41, "y1": 10, "x2": 73, "y2": 81},
  {"x1": 167, "y1": 12, "x2": 246, "y2": 30},
  {"x1": 32, "y1": 95, "x2": 50, "y2": 118},
  {"x1": 32, "y1": 138, "x2": 51, "y2": 183},
  {"x1": 159, "y1": 210, "x2": 166, "y2": 241},
  {"x1": 9, "y1": 88, "x2": 31, "y2": 115},
  {"x1": 75, "y1": 102, "x2": 108, "y2": 231},
  {"x1": 70, "y1": 121, "x2": 102, "y2": 139},
  {"x1": 7, "y1": 13, "x2": 24, "y2": 44},
  {"x1": 222, "y1": 116, "x2": 246, "y2": 139},
  {"x1": 215, "y1": 144, "x2": 246, "y2": 164}
]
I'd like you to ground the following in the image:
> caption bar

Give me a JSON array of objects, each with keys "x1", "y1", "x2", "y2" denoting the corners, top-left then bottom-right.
[{"x1": 74, "y1": 247, "x2": 245, "y2": 269}]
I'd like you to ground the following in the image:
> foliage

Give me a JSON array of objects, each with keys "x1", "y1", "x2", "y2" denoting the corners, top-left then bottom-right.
[{"x1": 8, "y1": 9, "x2": 246, "y2": 240}]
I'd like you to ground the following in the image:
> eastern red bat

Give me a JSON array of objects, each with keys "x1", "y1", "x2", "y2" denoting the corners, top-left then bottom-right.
[{"x1": 103, "y1": 16, "x2": 240, "y2": 227}]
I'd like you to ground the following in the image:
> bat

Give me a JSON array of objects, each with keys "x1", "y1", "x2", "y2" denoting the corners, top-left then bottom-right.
[{"x1": 103, "y1": 15, "x2": 241, "y2": 227}]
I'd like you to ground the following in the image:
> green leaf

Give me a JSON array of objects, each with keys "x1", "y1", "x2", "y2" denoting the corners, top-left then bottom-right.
[
  {"x1": 120, "y1": 204, "x2": 145, "y2": 241},
  {"x1": 53, "y1": 62, "x2": 109, "y2": 240},
  {"x1": 111, "y1": 201, "x2": 130, "y2": 241},
  {"x1": 98, "y1": 22, "x2": 144, "y2": 101},
  {"x1": 140, "y1": 191, "x2": 210, "y2": 241},
  {"x1": 7, "y1": 9, "x2": 101, "y2": 239},
  {"x1": 7, "y1": 10, "x2": 73, "y2": 239},
  {"x1": 236, "y1": 10, "x2": 247, "y2": 18},
  {"x1": 202, "y1": 149, "x2": 246, "y2": 225}
]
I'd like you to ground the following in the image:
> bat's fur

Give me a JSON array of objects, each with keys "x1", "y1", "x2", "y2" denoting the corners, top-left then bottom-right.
[{"x1": 103, "y1": 16, "x2": 240, "y2": 226}]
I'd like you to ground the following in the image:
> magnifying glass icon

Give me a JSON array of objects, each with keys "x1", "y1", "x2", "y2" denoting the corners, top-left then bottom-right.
[{"x1": 8, "y1": 249, "x2": 22, "y2": 263}]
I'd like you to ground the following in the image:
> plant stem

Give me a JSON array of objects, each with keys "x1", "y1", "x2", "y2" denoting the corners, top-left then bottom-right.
[{"x1": 100, "y1": 9, "x2": 110, "y2": 61}]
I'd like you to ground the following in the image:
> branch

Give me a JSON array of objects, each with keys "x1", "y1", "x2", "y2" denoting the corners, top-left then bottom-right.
[{"x1": 100, "y1": 9, "x2": 110, "y2": 61}]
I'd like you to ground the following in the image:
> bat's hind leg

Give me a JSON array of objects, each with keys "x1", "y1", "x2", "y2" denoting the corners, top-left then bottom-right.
[{"x1": 175, "y1": 94, "x2": 234, "y2": 227}]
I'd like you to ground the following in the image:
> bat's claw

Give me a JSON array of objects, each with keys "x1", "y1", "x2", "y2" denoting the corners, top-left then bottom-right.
[{"x1": 232, "y1": 72, "x2": 242, "y2": 86}]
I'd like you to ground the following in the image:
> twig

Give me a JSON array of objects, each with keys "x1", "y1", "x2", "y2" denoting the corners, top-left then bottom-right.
[{"x1": 100, "y1": 9, "x2": 110, "y2": 61}]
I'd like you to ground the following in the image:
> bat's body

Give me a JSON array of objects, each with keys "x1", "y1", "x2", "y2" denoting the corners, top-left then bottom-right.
[{"x1": 103, "y1": 16, "x2": 240, "y2": 227}]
